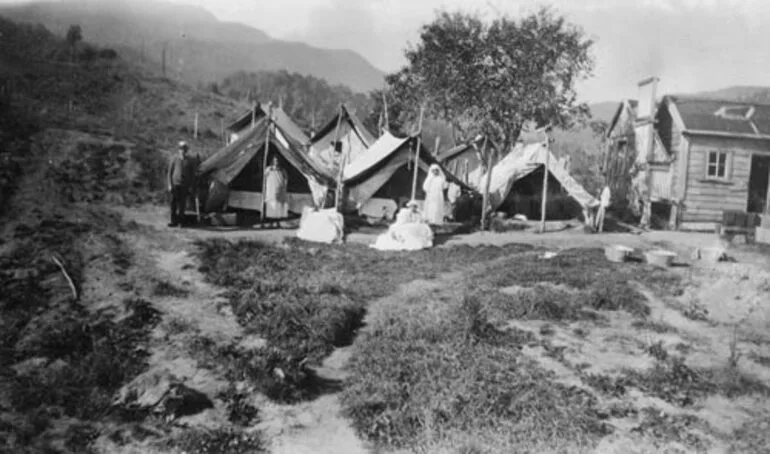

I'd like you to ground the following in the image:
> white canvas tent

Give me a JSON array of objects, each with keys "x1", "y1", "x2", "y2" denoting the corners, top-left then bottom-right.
[
  {"x1": 308, "y1": 105, "x2": 375, "y2": 175},
  {"x1": 478, "y1": 141, "x2": 598, "y2": 215},
  {"x1": 341, "y1": 131, "x2": 474, "y2": 218}
]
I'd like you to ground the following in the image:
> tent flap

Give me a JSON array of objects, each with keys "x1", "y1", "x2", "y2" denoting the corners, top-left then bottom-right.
[
  {"x1": 480, "y1": 142, "x2": 598, "y2": 213},
  {"x1": 199, "y1": 116, "x2": 335, "y2": 208},
  {"x1": 342, "y1": 131, "x2": 477, "y2": 209}
]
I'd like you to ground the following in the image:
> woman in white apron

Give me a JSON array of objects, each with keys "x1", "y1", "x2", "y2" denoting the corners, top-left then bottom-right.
[{"x1": 264, "y1": 156, "x2": 289, "y2": 224}]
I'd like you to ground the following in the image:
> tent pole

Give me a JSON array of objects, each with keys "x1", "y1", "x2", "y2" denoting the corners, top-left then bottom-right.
[
  {"x1": 332, "y1": 104, "x2": 344, "y2": 211},
  {"x1": 434, "y1": 136, "x2": 441, "y2": 157},
  {"x1": 260, "y1": 103, "x2": 273, "y2": 224},
  {"x1": 540, "y1": 130, "x2": 551, "y2": 234},
  {"x1": 480, "y1": 136, "x2": 492, "y2": 230},
  {"x1": 410, "y1": 105, "x2": 425, "y2": 201}
]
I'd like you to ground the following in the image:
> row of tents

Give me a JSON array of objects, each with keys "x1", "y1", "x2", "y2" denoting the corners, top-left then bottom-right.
[{"x1": 196, "y1": 103, "x2": 599, "y2": 223}]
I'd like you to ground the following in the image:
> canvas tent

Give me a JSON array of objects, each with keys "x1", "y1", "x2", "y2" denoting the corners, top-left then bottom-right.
[
  {"x1": 308, "y1": 104, "x2": 375, "y2": 175},
  {"x1": 341, "y1": 131, "x2": 475, "y2": 218},
  {"x1": 199, "y1": 115, "x2": 334, "y2": 215},
  {"x1": 226, "y1": 103, "x2": 311, "y2": 147},
  {"x1": 437, "y1": 135, "x2": 499, "y2": 189},
  {"x1": 478, "y1": 141, "x2": 598, "y2": 219}
]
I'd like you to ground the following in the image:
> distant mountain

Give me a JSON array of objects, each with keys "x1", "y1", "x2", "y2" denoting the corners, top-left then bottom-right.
[
  {"x1": 587, "y1": 101, "x2": 620, "y2": 123},
  {"x1": 694, "y1": 86, "x2": 770, "y2": 104},
  {"x1": 0, "y1": 0, "x2": 385, "y2": 92}
]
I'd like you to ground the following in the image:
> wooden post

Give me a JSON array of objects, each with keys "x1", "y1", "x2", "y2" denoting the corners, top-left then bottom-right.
[
  {"x1": 251, "y1": 101, "x2": 257, "y2": 126},
  {"x1": 382, "y1": 91, "x2": 389, "y2": 133},
  {"x1": 410, "y1": 105, "x2": 425, "y2": 201},
  {"x1": 540, "y1": 131, "x2": 551, "y2": 234},
  {"x1": 194, "y1": 112, "x2": 199, "y2": 139},
  {"x1": 220, "y1": 118, "x2": 225, "y2": 145},
  {"x1": 332, "y1": 104, "x2": 345, "y2": 211},
  {"x1": 480, "y1": 137, "x2": 492, "y2": 230},
  {"x1": 162, "y1": 43, "x2": 166, "y2": 78},
  {"x1": 260, "y1": 103, "x2": 273, "y2": 223}
]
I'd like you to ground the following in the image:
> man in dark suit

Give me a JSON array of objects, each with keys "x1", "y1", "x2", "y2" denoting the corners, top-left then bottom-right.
[{"x1": 167, "y1": 141, "x2": 197, "y2": 227}]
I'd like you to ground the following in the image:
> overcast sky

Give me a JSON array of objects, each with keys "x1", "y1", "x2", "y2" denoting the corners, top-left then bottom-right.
[{"x1": 1, "y1": 0, "x2": 767, "y2": 102}]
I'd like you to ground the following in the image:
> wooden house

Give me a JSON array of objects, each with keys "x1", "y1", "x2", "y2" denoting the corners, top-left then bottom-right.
[{"x1": 604, "y1": 95, "x2": 770, "y2": 230}]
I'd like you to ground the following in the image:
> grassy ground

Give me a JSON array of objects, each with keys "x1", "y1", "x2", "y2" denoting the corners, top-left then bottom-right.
[
  {"x1": 193, "y1": 239, "x2": 535, "y2": 404},
  {"x1": 339, "y1": 248, "x2": 686, "y2": 453}
]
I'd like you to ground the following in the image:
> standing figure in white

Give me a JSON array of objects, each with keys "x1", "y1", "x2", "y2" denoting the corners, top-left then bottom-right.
[{"x1": 422, "y1": 164, "x2": 448, "y2": 225}]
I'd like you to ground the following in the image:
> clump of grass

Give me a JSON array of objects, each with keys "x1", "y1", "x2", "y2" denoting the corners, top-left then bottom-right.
[
  {"x1": 539, "y1": 323, "x2": 555, "y2": 336},
  {"x1": 581, "y1": 373, "x2": 629, "y2": 398},
  {"x1": 623, "y1": 354, "x2": 770, "y2": 408},
  {"x1": 748, "y1": 352, "x2": 770, "y2": 368},
  {"x1": 217, "y1": 386, "x2": 260, "y2": 427},
  {"x1": 477, "y1": 279, "x2": 648, "y2": 324},
  {"x1": 728, "y1": 324, "x2": 742, "y2": 370},
  {"x1": 647, "y1": 340, "x2": 669, "y2": 362},
  {"x1": 632, "y1": 407, "x2": 711, "y2": 452},
  {"x1": 683, "y1": 296, "x2": 709, "y2": 321},
  {"x1": 160, "y1": 427, "x2": 267, "y2": 454},
  {"x1": 623, "y1": 356, "x2": 714, "y2": 407},
  {"x1": 161, "y1": 316, "x2": 196, "y2": 336},
  {"x1": 729, "y1": 415, "x2": 770, "y2": 454},
  {"x1": 573, "y1": 327, "x2": 589, "y2": 338},
  {"x1": 152, "y1": 279, "x2": 191, "y2": 298},
  {"x1": 188, "y1": 337, "x2": 338, "y2": 404},
  {"x1": 632, "y1": 319, "x2": 675, "y2": 334}
]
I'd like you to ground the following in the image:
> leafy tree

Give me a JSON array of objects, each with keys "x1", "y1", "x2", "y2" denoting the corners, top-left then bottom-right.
[
  {"x1": 391, "y1": 7, "x2": 594, "y2": 226},
  {"x1": 66, "y1": 25, "x2": 82, "y2": 63}
]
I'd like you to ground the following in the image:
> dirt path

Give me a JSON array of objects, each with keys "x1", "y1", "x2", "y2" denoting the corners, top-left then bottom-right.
[
  {"x1": 114, "y1": 202, "x2": 728, "y2": 253},
  {"x1": 96, "y1": 221, "x2": 375, "y2": 454},
  {"x1": 256, "y1": 346, "x2": 370, "y2": 454}
]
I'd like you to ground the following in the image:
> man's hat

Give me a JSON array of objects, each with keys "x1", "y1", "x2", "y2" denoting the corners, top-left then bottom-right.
[{"x1": 178, "y1": 141, "x2": 189, "y2": 150}]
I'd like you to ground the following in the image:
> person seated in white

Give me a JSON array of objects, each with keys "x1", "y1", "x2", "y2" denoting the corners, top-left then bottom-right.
[{"x1": 370, "y1": 200, "x2": 434, "y2": 251}]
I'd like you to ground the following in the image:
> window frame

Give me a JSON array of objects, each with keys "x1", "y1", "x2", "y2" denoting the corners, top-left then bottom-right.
[{"x1": 704, "y1": 150, "x2": 731, "y2": 182}]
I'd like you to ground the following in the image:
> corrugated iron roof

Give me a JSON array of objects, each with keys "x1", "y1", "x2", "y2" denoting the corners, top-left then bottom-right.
[{"x1": 667, "y1": 95, "x2": 770, "y2": 138}]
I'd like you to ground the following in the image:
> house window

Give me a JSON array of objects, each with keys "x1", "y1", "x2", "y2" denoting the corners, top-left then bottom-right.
[{"x1": 706, "y1": 151, "x2": 729, "y2": 179}]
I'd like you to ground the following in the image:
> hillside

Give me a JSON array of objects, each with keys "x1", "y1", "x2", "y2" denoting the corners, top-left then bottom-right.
[
  {"x1": 0, "y1": 0, "x2": 385, "y2": 92},
  {"x1": 0, "y1": 15, "x2": 262, "y2": 453},
  {"x1": 695, "y1": 85, "x2": 770, "y2": 104}
]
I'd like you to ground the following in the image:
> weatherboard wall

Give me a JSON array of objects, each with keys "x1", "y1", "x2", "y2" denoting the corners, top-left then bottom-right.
[{"x1": 680, "y1": 135, "x2": 770, "y2": 223}]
